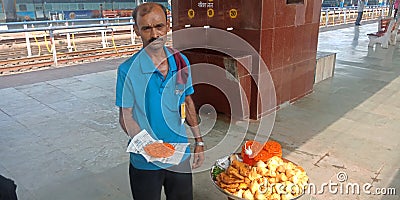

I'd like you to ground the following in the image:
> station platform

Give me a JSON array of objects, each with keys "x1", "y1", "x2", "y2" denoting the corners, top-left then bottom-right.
[{"x1": 1, "y1": 23, "x2": 399, "y2": 200}]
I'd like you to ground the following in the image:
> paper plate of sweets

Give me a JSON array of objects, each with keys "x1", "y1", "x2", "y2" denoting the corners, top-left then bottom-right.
[{"x1": 210, "y1": 140, "x2": 309, "y2": 200}]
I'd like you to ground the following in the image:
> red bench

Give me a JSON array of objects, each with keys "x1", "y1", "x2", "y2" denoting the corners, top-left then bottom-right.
[
  {"x1": 367, "y1": 18, "x2": 398, "y2": 48},
  {"x1": 367, "y1": 18, "x2": 392, "y2": 37}
]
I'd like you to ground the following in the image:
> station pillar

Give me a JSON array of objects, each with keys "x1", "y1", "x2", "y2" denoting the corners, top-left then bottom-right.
[{"x1": 172, "y1": 0, "x2": 322, "y2": 120}]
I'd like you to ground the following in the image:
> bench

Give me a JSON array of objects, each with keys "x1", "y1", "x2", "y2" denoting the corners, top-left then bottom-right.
[
  {"x1": 378, "y1": 18, "x2": 391, "y2": 32},
  {"x1": 367, "y1": 18, "x2": 399, "y2": 48}
]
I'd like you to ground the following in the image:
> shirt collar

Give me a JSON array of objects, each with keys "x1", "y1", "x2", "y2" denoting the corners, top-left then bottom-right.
[{"x1": 139, "y1": 46, "x2": 177, "y2": 74}]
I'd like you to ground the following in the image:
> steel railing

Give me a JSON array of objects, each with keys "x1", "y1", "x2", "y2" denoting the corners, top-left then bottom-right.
[
  {"x1": 320, "y1": 6, "x2": 391, "y2": 27},
  {"x1": 0, "y1": 18, "x2": 136, "y2": 66}
]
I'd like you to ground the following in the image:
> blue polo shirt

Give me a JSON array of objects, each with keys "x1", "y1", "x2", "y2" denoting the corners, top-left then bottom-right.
[{"x1": 115, "y1": 46, "x2": 194, "y2": 170}]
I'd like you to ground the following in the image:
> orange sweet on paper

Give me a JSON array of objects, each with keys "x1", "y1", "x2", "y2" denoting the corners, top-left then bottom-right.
[
  {"x1": 264, "y1": 140, "x2": 282, "y2": 158},
  {"x1": 241, "y1": 140, "x2": 282, "y2": 166},
  {"x1": 144, "y1": 142, "x2": 175, "y2": 158}
]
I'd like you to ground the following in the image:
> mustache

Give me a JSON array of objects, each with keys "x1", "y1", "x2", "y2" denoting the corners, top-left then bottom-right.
[{"x1": 148, "y1": 37, "x2": 163, "y2": 43}]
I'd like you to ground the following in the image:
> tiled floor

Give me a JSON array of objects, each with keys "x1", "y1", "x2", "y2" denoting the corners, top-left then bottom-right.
[{"x1": 0, "y1": 22, "x2": 399, "y2": 200}]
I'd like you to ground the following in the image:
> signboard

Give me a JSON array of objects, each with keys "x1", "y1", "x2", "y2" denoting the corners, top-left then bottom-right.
[{"x1": 63, "y1": 10, "x2": 96, "y2": 20}]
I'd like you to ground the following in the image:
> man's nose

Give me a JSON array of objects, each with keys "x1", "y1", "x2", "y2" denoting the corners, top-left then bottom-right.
[{"x1": 150, "y1": 28, "x2": 159, "y2": 38}]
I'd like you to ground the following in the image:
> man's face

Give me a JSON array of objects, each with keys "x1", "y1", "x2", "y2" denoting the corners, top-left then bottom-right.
[{"x1": 134, "y1": 7, "x2": 170, "y2": 50}]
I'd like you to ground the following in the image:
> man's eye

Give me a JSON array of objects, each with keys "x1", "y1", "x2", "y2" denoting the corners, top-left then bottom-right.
[{"x1": 142, "y1": 27, "x2": 151, "y2": 31}]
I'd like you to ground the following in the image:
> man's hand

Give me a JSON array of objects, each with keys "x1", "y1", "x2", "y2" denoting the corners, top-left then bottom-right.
[
  {"x1": 119, "y1": 107, "x2": 141, "y2": 138},
  {"x1": 192, "y1": 145, "x2": 205, "y2": 169},
  {"x1": 185, "y1": 95, "x2": 204, "y2": 169}
]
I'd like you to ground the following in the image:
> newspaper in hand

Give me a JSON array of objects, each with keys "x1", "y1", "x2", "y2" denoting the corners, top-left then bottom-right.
[{"x1": 126, "y1": 129, "x2": 190, "y2": 165}]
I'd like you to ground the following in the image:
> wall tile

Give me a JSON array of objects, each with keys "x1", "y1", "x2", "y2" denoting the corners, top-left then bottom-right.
[
  {"x1": 262, "y1": 0, "x2": 276, "y2": 29},
  {"x1": 295, "y1": 4, "x2": 306, "y2": 26},
  {"x1": 292, "y1": 26, "x2": 303, "y2": 63},
  {"x1": 260, "y1": 28, "x2": 274, "y2": 70},
  {"x1": 229, "y1": 29, "x2": 261, "y2": 52},
  {"x1": 305, "y1": 0, "x2": 314, "y2": 24},
  {"x1": 207, "y1": 52, "x2": 225, "y2": 70},
  {"x1": 271, "y1": 27, "x2": 285, "y2": 70},
  {"x1": 310, "y1": 23, "x2": 320, "y2": 55},
  {"x1": 275, "y1": 14, "x2": 285, "y2": 29},
  {"x1": 257, "y1": 73, "x2": 277, "y2": 116},
  {"x1": 239, "y1": 75, "x2": 253, "y2": 117},
  {"x1": 290, "y1": 61, "x2": 307, "y2": 101},
  {"x1": 182, "y1": 50, "x2": 208, "y2": 64},
  {"x1": 283, "y1": 26, "x2": 294, "y2": 67},
  {"x1": 270, "y1": 68, "x2": 283, "y2": 105},
  {"x1": 172, "y1": 27, "x2": 207, "y2": 50},
  {"x1": 285, "y1": 5, "x2": 297, "y2": 27},
  {"x1": 313, "y1": 0, "x2": 323, "y2": 23},
  {"x1": 304, "y1": 59, "x2": 316, "y2": 93},
  {"x1": 240, "y1": 1, "x2": 263, "y2": 29},
  {"x1": 301, "y1": 24, "x2": 311, "y2": 60},
  {"x1": 281, "y1": 64, "x2": 293, "y2": 103}
]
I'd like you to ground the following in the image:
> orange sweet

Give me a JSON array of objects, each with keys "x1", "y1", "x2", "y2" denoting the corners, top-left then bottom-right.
[
  {"x1": 241, "y1": 140, "x2": 282, "y2": 166},
  {"x1": 144, "y1": 142, "x2": 175, "y2": 158}
]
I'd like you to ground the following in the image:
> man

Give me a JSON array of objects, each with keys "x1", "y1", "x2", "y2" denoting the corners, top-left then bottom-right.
[
  {"x1": 115, "y1": 2, "x2": 204, "y2": 200},
  {"x1": 355, "y1": 0, "x2": 366, "y2": 26},
  {"x1": 394, "y1": 0, "x2": 400, "y2": 18}
]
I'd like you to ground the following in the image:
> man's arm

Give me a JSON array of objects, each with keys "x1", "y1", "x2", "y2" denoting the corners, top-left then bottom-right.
[
  {"x1": 119, "y1": 107, "x2": 141, "y2": 138},
  {"x1": 185, "y1": 95, "x2": 204, "y2": 169}
]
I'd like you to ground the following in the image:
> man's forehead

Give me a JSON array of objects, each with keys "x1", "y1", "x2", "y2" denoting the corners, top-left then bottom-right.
[
  {"x1": 137, "y1": 6, "x2": 165, "y2": 19},
  {"x1": 137, "y1": 10, "x2": 165, "y2": 24}
]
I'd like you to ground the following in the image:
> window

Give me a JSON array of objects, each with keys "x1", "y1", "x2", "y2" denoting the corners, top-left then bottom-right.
[
  {"x1": 78, "y1": 4, "x2": 84, "y2": 10},
  {"x1": 19, "y1": 4, "x2": 27, "y2": 11},
  {"x1": 287, "y1": 0, "x2": 304, "y2": 4},
  {"x1": 45, "y1": 4, "x2": 52, "y2": 11}
]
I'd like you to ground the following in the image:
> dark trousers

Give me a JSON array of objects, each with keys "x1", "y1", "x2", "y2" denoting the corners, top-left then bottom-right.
[
  {"x1": 394, "y1": 9, "x2": 398, "y2": 18},
  {"x1": 355, "y1": 12, "x2": 363, "y2": 25},
  {"x1": 129, "y1": 159, "x2": 193, "y2": 200},
  {"x1": 0, "y1": 175, "x2": 18, "y2": 200}
]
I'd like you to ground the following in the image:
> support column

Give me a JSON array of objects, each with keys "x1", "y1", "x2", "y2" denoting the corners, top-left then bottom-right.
[
  {"x1": 65, "y1": 22, "x2": 72, "y2": 52},
  {"x1": 50, "y1": 30, "x2": 57, "y2": 66},
  {"x1": 100, "y1": 20, "x2": 106, "y2": 48},
  {"x1": 24, "y1": 24, "x2": 32, "y2": 57}
]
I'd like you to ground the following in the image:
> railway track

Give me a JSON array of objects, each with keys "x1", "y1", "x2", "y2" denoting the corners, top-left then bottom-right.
[
  {"x1": 0, "y1": 38, "x2": 172, "y2": 75},
  {"x1": 0, "y1": 29, "x2": 132, "y2": 44},
  {"x1": 0, "y1": 44, "x2": 142, "y2": 74},
  {"x1": 0, "y1": 29, "x2": 135, "y2": 60},
  {"x1": 0, "y1": 28, "x2": 171, "y2": 75},
  {"x1": 0, "y1": 39, "x2": 134, "y2": 60}
]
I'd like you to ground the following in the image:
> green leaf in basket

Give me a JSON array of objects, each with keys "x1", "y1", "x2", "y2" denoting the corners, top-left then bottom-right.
[{"x1": 212, "y1": 166, "x2": 225, "y2": 179}]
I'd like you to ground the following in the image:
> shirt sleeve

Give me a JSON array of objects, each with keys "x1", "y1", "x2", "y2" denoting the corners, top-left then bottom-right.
[
  {"x1": 115, "y1": 67, "x2": 134, "y2": 108},
  {"x1": 181, "y1": 54, "x2": 194, "y2": 96}
]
